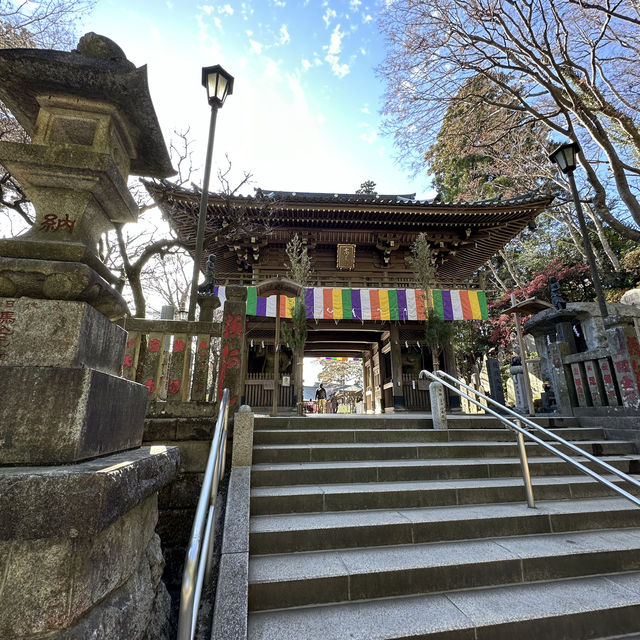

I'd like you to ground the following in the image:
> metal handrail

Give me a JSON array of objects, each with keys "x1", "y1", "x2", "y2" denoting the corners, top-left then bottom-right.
[
  {"x1": 177, "y1": 388, "x2": 230, "y2": 640},
  {"x1": 419, "y1": 370, "x2": 640, "y2": 509}
]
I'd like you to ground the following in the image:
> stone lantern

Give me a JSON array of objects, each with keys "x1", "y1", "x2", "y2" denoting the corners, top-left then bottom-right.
[
  {"x1": 0, "y1": 36, "x2": 180, "y2": 638},
  {"x1": 0, "y1": 32, "x2": 174, "y2": 319}
]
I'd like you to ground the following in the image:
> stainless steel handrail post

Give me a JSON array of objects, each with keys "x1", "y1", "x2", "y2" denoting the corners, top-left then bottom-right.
[{"x1": 514, "y1": 419, "x2": 535, "y2": 508}]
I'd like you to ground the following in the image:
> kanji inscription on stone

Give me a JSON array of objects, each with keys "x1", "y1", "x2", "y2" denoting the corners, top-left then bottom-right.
[
  {"x1": 167, "y1": 333, "x2": 189, "y2": 402},
  {"x1": 597, "y1": 358, "x2": 619, "y2": 406},
  {"x1": 570, "y1": 362, "x2": 589, "y2": 407},
  {"x1": 584, "y1": 360, "x2": 603, "y2": 406},
  {"x1": 0, "y1": 299, "x2": 16, "y2": 360}
]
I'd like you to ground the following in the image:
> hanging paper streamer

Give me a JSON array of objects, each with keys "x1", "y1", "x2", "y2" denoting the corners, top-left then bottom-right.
[{"x1": 216, "y1": 286, "x2": 489, "y2": 321}]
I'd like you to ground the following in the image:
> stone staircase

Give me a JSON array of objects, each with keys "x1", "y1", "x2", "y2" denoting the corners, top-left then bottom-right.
[{"x1": 245, "y1": 415, "x2": 640, "y2": 640}]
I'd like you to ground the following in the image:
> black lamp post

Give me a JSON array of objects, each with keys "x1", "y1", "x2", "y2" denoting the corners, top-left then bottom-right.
[
  {"x1": 549, "y1": 142, "x2": 609, "y2": 318},
  {"x1": 187, "y1": 64, "x2": 234, "y2": 321}
]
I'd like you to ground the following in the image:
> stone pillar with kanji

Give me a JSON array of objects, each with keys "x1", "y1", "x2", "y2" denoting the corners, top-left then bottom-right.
[
  {"x1": 0, "y1": 34, "x2": 179, "y2": 639},
  {"x1": 606, "y1": 315, "x2": 640, "y2": 409},
  {"x1": 218, "y1": 285, "x2": 248, "y2": 422}
]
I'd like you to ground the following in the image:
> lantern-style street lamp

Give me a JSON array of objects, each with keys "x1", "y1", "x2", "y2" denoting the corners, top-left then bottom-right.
[
  {"x1": 549, "y1": 142, "x2": 609, "y2": 319},
  {"x1": 187, "y1": 65, "x2": 234, "y2": 321}
]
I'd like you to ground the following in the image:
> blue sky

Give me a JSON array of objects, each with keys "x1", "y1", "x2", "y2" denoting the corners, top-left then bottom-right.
[{"x1": 83, "y1": 0, "x2": 432, "y2": 197}]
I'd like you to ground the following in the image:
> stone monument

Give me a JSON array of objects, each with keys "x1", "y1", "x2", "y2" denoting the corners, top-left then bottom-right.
[{"x1": 0, "y1": 34, "x2": 179, "y2": 639}]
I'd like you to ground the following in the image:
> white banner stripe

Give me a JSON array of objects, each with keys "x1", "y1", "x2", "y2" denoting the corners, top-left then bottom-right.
[
  {"x1": 361, "y1": 289, "x2": 371, "y2": 320},
  {"x1": 266, "y1": 295, "x2": 277, "y2": 317},
  {"x1": 406, "y1": 290, "x2": 417, "y2": 320},
  {"x1": 451, "y1": 290, "x2": 463, "y2": 320},
  {"x1": 314, "y1": 288, "x2": 324, "y2": 319}
]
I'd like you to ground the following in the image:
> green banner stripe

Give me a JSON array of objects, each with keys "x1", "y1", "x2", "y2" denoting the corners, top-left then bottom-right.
[
  {"x1": 477, "y1": 290, "x2": 489, "y2": 320},
  {"x1": 388, "y1": 289, "x2": 399, "y2": 321},
  {"x1": 341, "y1": 289, "x2": 352, "y2": 319},
  {"x1": 432, "y1": 289, "x2": 444, "y2": 319},
  {"x1": 246, "y1": 286, "x2": 257, "y2": 315}
]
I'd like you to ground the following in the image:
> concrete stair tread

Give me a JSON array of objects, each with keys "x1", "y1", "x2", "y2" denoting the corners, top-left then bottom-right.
[
  {"x1": 251, "y1": 474, "x2": 634, "y2": 498},
  {"x1": 253, "y1": 416, "x2": 580, "y2": 431},
  {"x1": 247, "y1": 572, "x2": 640, "y2": 640},
  {"x1": 249, "y1": 496, "x2": 640, "y2": 555},
  {"x1": 250, "y1": 496, "x2": 638, "y2": 536},
  {"x1": 249, "y1": 528, "x2": 640, "y2": 585},
  {"x1": 254, "y1": 439, "x2": 627, "y2": 449},
  {"x1": 252, "y1": 454, "x2": 640, "y2": 471},
  {"x1": 253, "y1": 427, "x2": 605, "y2": 441}
]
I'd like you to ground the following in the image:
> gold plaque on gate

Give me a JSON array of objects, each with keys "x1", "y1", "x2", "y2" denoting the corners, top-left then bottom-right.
[{"x1": 337, "y1": 244, "x2": 356, "y2": 270}]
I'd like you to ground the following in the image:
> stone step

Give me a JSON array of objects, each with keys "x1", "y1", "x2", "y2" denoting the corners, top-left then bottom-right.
[
  {"x1": 254, "y1": 415, "x2": 580, "y2": 431},
  {"x1": 250, "y1": 497, "x2": 640, "y2": 554},
  {"x1": 247, "y1": 572, "x2": 640, "y2": 640},
  {"x1": 253, "y1": 426, "x2": 606, "y2": 445},
  {"x1": 250, "y1": 475, "x2": 640, "y2": 515},
  {"x1": 251, "y1": 455, "x2": 640, "y2": 487},
  {"x1": 248, "y1": 527, "x2": 640, "y2": 611},
  {"x1": 251, "y1": 440, "x2": 634, "y2": 464}
]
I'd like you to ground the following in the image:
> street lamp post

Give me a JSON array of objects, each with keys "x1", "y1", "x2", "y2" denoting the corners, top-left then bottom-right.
[
  {"x1": 549, "y1": 142, "x2": 609, "y2": 319},
  {"x1": 187, "y1": 64, "x2": 234, "y2": 321}
]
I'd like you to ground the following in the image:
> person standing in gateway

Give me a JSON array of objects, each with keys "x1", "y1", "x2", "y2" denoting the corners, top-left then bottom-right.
[{"x1": 315, "y1": 383, "x2": 327, "y2": 414}]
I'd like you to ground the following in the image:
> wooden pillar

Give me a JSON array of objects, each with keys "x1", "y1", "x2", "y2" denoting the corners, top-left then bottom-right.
[
  {"x1": 389, "y1": 325, "x2": 406, "y2": 411},
  {"x1": 272, "y1": 295, "x2": 280, "y2": 416}
]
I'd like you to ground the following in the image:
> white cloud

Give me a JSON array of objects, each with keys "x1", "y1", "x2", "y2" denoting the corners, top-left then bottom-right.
[
  {"x1": 363, "y1": 13, "x2": 373, "y2": 23},
  {"x1": 278, "y1": 24, "x2": 290, "y2": 45},
  {"x1": 272, "y1": 0, "x2": 286, "y2": 6},
  {"x1": 219, "y1": 4, "x2": 234, "y2": 14},
  {"x1": 327, "y1": 24, "x2": 343, "y2": 56},
  {"x1": 263, "y1": 57, "x2": 283, "y2": 82},
  {"x1": 350, "y1": 0, "x2": 362, "y2": 9},
  {"x1": 250, "y1": 39, "x2": 263, "y2": 54},
  {"x1": 301, "y1": 58, "x2": 312, "y2": 71},
  {"x1": 360, "y1": 129, "x2": 378, "y2": 143},
  {"x1": 323, "y1": 7, "x2": 337, "y2": 27},
  {"x1": 324, "y1": 24, "x2": 350, "y2": 78},
  {"x1": 214, "y1": 16, "x2": 222, "y2": 29},
  {"x1": 361, "y1": 104, "x2": 370, "y2": 114},
  {"x1": 201, "y1": 4, "x2": 213, "y2": 15},
  {"x1": 246, "y1": 29, "x2": 253, "y2": 36},
  {"x1": 166, "y1": 1, "x2": 174, "y2": 8}
]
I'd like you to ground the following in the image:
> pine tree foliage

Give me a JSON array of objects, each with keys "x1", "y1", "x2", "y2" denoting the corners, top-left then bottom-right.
[
  {"x1": 407, "y1": 233, "x2": 452, "y2": 368},
  {"x1": 281, "y1": 234, "x2": 313, "y2": 414}
]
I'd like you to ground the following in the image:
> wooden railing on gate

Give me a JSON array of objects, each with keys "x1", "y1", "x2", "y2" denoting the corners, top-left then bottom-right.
[
  {"x1": 401, "y1": 373, "x2": 431, "y2": 411},
  {"x1": 118, "y1": 318, "x2": 222, "y2": 404},
  {"x1": 244, "y1": 373, "x2": 294, "y2": 409}
]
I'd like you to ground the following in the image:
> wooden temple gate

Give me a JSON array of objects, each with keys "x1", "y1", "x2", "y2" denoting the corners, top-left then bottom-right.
[{"x1": 143, "y1": 183, "x2": 554, "y2": 413}]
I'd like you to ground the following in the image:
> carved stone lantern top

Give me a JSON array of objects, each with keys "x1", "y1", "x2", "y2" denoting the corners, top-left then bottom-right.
[
  {"x1": 0, "y1": 32, "x2": 173, "y2": 178},
  {"x1": 0, "y1": 33, "x2": 175, "y2": 319}
]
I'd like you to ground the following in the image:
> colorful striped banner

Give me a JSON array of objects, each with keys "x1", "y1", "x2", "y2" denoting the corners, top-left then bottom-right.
[{"x1": 215, "y1": 287, "x2": 489, "y2": 321}]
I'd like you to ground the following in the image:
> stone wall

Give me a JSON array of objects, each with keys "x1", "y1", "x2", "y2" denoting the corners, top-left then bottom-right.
[
  {"x1": 0, "y1": 446, "x2": 179, "y2": 640},
  {"x1": 144, "y1": 408, "x2": 216, "y2": 600}
]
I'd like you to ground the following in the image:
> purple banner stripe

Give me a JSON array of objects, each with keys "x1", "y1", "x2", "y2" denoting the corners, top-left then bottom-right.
[
  {"x1": 397, "y1": 289, "x2": 408, "y2": 320},
  {"x1": 256, "y1": 296, "x2": 267, "y2": 317},
  {"x1": 305, "y1": 288, "x2": 314, "y2": 319},
  {"x1": 351, "y1": 289, "x2": 362, "y2": 319},
  {"x1": 442, "y1": 290, "x2": 454, "y2": 321}
]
